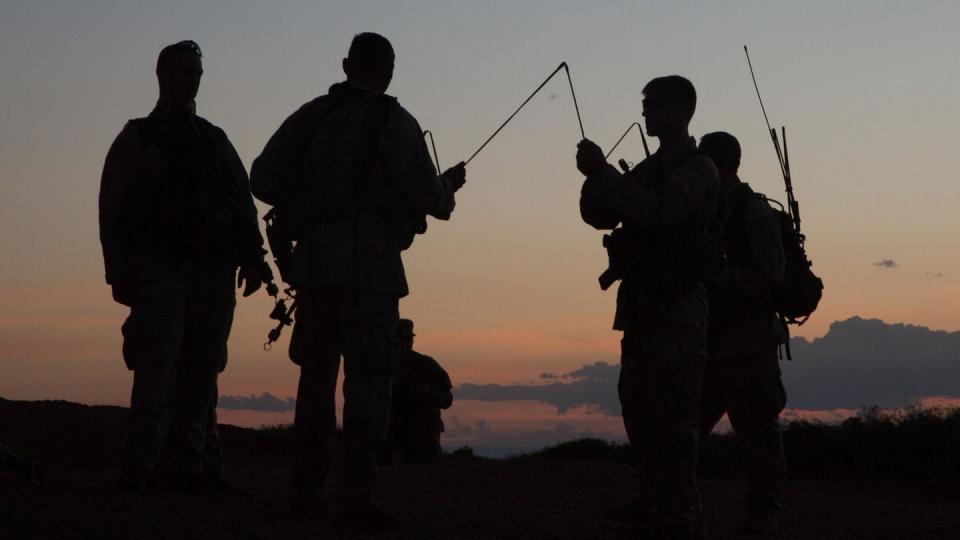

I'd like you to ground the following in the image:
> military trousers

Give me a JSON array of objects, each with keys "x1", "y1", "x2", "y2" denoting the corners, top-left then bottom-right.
[
  {"x1": 700, "y1": 348, "x2": 787, "y2": 518},
  {"x1": 290, "y1": 283, "x2": 399, "y2": 505},
  {"x1": 120, "y1": 272, "x2": 235, "y2": 475},
  {"x1": 619, "y1": 322, "x2": 707, "y2": 538}
]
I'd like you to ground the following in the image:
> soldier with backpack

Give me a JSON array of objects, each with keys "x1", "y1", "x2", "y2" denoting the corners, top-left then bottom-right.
[
  {"x1": 697, "y1": 131, "x2": 788, "y2": 538},
  {"x1": 250, "y1": 33, "x2": 466, "y2": 526},
  {"x1": 577, "y1": 76, "x2": 720, "y2": 539}
]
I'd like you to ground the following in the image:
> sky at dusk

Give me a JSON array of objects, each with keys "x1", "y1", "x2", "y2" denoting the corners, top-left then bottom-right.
[{"x1": 2, "y1": 1, "x2": 959, "y2": 454}]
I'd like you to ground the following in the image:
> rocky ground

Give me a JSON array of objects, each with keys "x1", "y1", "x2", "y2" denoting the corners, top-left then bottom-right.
[{"x1": 1, "y1": 398, "x2": 957, "y2": 539}]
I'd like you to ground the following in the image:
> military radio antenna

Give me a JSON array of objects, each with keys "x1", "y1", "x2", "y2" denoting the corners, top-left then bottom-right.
[
  {"x1": 744, "y1": 45, "x2": 802, "y2": 232},
  {"x1": 465, "y1": 62, "x2": 585, "y2": 165},
  {"x1": 744, "y1": 45, "x2": 787, "y2": 182},
  {"x1": 605, "y1": 121, "x2": 650, "y2": 160},
  {"x1": 423, "y1": 130, "x2": 441, "y2": 172}
]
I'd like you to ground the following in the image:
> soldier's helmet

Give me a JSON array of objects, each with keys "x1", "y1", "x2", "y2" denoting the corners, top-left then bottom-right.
[{"x1": 398, "y1": 319, "x2": 415, "y2": 338}]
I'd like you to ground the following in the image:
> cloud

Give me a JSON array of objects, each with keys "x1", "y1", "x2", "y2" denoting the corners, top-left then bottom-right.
[
  {"x1": 873, "y1": 258, "x2": 898, "y2": 269},
  {"x1": 455, "y1": 361, "x2": 621, "y2": 415},
  {"x1": 219, "y1": 392, "x2": 296, "y2": 412},
  {"x1": 454, "y1": 317, "x2": 960, "y2": 414},
  {"x1": 784, "y1": 317, "x2": 960, "y2": 409}
]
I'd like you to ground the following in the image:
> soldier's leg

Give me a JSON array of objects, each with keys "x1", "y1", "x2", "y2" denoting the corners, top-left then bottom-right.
[
  {"x1": 695, "y1": 360, "x2": 728, "y2": 534},
  {"x1": 720, "y1": 349, "x2": 787, "y2": 533},
  {"x1": 291, "y1": 288, "x2": 342, "y2": 502},
  {"x1": 619, "y1": 332, "x2": 646, "y2": 449},
  {"x1": 339, "y1": 290, "x2": 398, "y2": 507},
  {"x1": 699, "y1": 360, "x2": 728, "y2": 438},
  {"x1": 607, "y1": 330, "x2": 656, "y2": 523},
  {"x1": 121, "y1": 283, "x2": 188, "y2": 477},
  {"x1": 170, "y1": 275, "x2": 235, "y2": 477},
  {"x1": 645, "y1": 323, "x2": 707, "y2": 539},
  {"x1": 202, "y1": 383, "x2": 224, "y2": 480}
]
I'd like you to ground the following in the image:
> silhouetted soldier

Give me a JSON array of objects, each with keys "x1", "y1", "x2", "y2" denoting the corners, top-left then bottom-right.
[
  {"x1": 384, "y1": 319, "x2": 453, "y2": 465},
  {"x1": 99, "y1": 40, "x2": 267, "y2": 492},
  {"x1": 576, "y1": 76, "x2": 719, "y2": 538},
  {"x1": 250, "y1": 33, "x2": 466, "y2": 525},
  {"x1": 698, "y1": 132, "x2": 787, "y2": 538}
]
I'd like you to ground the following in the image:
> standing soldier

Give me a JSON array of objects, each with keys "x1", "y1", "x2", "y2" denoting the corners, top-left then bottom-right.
[
  {"x1": 99, "y1": 40, "x2": 267, "y2": 492},
  {"x1": 697, "y1": 131, "x2": 787, "y2": 538},
  {"x1": 385, "y1": 319, "x2": 453, "y2": 465},
  {"x1": 250, "y1": 33, "x2": 466, "y2": 525},
  {"x1": 576, "y1": 76, "x2": 719, "y2": 539}
]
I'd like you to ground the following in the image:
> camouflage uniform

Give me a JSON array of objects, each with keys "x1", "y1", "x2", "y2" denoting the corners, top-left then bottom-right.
[
  {"x1": 386, "y1": 331, "x2": 453, "y2": 464},
  {"x1": 701, "y1": 178, "x2": 787, "y2": 531},
  {"x1": 250, "y1": 81, "x2": 457, "y2": 506},
  {"x1": 99, "y1": 106, "x2": 264, "y2": 478},
  {"x1": 580, "y1": 138, "x2": 719, "y2": 535}
]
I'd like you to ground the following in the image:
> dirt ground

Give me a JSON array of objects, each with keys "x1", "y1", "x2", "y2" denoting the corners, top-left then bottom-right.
[{"x1": 1, "y1": 399, "x2": 957, "y2": 539}]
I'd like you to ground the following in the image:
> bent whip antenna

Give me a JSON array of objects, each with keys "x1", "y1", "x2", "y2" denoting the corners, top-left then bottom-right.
[
  {"x1": 423, "y1": 130, "x2": 441, "y2": 171},
  {"x1": 605, "y1": 121, "x2": 650, "y2": 160},
  {"x1": 465, "y1": 62, "x2": 585, "y2": 165}
]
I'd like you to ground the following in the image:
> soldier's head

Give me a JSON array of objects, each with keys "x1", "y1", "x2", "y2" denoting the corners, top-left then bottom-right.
[
  {"x1": 698, "y1": 132, "x2": 741, "y2": 181},
  {"x1": 642, "y1": 76, "x2": 696, "y2": 137},
  {"x1": 398, "y1": 318, "x2": 415, "y2": 350},
  {"x1": 156, "y1": 40, "x2": 203, "y2": 108},
  {"x1": 343, "y1": 32, "x2": 395, "y2": 95}
]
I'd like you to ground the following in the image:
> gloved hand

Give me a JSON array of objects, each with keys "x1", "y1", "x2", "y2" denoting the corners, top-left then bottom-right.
[
  {"x1": 237, "y1": 264, "x2": 263, "y2": 297},
  {"x1": 576, "y1": 138, "x2": 607, "y2": 177},
  {"x1": 441, "y1": 161, "x2": 467, "y2": 191}
]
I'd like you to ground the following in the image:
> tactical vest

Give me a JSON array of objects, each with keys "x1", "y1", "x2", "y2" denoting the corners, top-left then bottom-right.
[
  {"x1": 602, "y1": 149, "x2": 721, "y2": 298},
  {"x1": 129, "y1": 114, "x2": 245, "y2": 265}
]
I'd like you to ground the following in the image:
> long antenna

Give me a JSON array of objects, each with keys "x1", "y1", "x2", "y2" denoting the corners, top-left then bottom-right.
[
  {"x1": 605, "y1": 122, "x2": 650, "y2": 160},
  {"x1": 465, "y1": 61, "x2": 585, "y2": 165},
  {"x1": 563, "y1": 63, "x2": 586, "y2": 140},
  {"x1": 423, "y1": 130, "x2": 441, "y2": 171},
  {"x1": 744, "y1": 46, "x2": 786, "y2": 180}
]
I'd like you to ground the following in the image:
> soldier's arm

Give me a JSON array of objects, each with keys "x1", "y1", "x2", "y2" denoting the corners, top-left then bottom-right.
[
  {"x1": 250, "y1": 97, "x2": 327, "y2": 205},
  {"x1": 579, "y1": 168, "x2": 623, "y2": 230},
  {"x1": 98, "y1": 124, "x2": 140, "y2": 285},
  {"x1": 221, "y1": 133, "x2": 266, "y2": 267},
  {"x1": 581, "y1": 159, "x2": 704, "y2": 228},
  {"x1": 384, "y1": 106, "x2": 457, "y2": 221}
]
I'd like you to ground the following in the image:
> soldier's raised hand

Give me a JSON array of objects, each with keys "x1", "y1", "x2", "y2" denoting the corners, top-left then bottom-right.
[
  {"x1": 237, "y1": 264, "x2": 263, "y2": 297},
  {"x1": 441, "y1": 161, "x2": 467, "y2": 191},
  {"x1": 576, "y1": 139, "x2": 606, "y2": 178}
]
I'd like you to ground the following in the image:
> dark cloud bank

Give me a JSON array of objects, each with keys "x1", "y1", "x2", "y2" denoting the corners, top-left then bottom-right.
[
  {"x1": 220, "y1": 317, "x2": 960, "y2": 413},
  {"x1": 456, "y1": 317, "x2": 960, "y2": 412}
]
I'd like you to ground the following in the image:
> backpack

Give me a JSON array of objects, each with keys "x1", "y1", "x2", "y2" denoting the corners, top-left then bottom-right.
[{"x1": 768, "y1": 199, "x2": 823, "y2": 325}]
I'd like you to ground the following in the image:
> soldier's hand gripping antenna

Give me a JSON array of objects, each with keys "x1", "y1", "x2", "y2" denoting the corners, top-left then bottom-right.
[
  {"x1": 605, "y1": 122, "x2": 651, "y2": 171},
  {"x1": 464, "y1": 61, "x2": 585, "y2": 165}
]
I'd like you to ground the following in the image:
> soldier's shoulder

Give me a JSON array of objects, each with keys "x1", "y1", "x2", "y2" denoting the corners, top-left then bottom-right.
[
  {"x1": 193, "y1": 115, "x2": 229, "y2": 139},
  {"x1": 385, "y1": 97, "x2": 420, "y2": 129},
  {"x1": 108, "y1": 119, "x2": 146, "y2": 155},
  {"x1": 685, "y1": 153, "x2": 720, "y2": 179}
]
